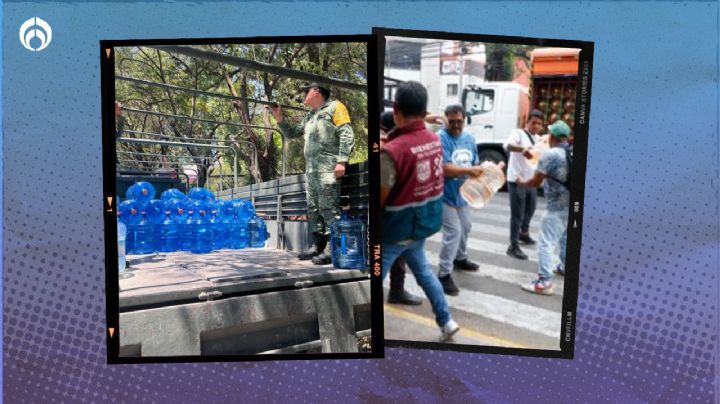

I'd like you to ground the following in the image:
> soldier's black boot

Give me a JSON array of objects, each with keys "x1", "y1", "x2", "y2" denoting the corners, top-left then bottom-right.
[
  {"x1": 311, "y1": 242, "x2": 333, "y2": 265},
  {"x1": 298, "y1": 232, "x2": 326, "y2": 260}
]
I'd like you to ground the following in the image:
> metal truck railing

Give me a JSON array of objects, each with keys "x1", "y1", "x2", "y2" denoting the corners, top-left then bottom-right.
[{"x1": 216, "y1": 161, "x2": 369, "y2": 252}]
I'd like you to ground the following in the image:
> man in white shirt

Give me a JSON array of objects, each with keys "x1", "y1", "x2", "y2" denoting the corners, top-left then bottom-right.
[{"x1": 503, "y1": 110, "x2": 544, "y2": 260}]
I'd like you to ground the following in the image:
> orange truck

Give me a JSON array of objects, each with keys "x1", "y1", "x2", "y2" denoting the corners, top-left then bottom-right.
[
  {"x1": 461, "y1": 47, "x2": 580, "y2": 167},
  {"x1": 530, "y1": 48, "x2": 580, "y2": 138}
]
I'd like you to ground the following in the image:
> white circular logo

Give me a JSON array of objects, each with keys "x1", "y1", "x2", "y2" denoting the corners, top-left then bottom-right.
[
  {"x1": 19, "y1": 17, "x2": 52, "y2": 51},
  {"x1": 451, "y1": 149, "x2": 473, "y2": 167}
]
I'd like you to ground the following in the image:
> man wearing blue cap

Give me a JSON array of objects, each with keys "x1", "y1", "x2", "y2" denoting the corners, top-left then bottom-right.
[{"x1": 515, "y1": 120, "x2": 572, "y2": 295}]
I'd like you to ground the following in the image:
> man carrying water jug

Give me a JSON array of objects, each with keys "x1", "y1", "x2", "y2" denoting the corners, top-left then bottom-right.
[
  {"x1": 515, "y1": 120, "x2": 572, "y2": 295},
  {"x1": 270, "y1": 83, "x2": 355, "y2": 265},
  {"x1": 436, "y1": 105, "x2": 484, "y2": 296},
  {"x1": 381, "y1": 81, "x2": 459, "y2": 341}
]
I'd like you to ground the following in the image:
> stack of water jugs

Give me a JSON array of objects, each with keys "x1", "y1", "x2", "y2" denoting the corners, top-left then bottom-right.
[{"x1": 116, "y1": 182, "x2": 269, "y2": 271}]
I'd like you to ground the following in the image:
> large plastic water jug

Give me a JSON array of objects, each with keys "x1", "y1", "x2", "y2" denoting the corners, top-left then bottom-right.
[
  {"x1": 166, "y1": 198, "x2": 190, "y2": 223},
  {"x1": 117, "y1": 220, "x2": 127, "y2": 272},
  {"x1": 330, "y1": 208, "x2": 367, "y2": 269},
  {"x1": 459, "y1": 161, "x2": 506, "y2": 209},
  {"x1": 188, "y1": 187, "x2": 215, "y2": 203},
  {"x1": 133, "y1": 211, "x2": 156, "y2": 254},
  {"x1": 190, "y1": 201, "x2": 213, "y2": 254},
  {"x1": 228, "y1": 205, "x2": 248, "y2": 249},
  {"x1": 227, "y1": 214, "x2": 248, "y2": 249},
  {"x1": 118, "y1": 200, "x2": 141, "y2": 254},
  {"x1": 208, "y1": 202, "x2": 225, "y2": 250},
  {"x1": 179, "y1": 204, "x2": 195, "y2": 252},
  {"x1": 232, "y1": 199, "x2": 255, "y2": 221},
  {"x1": 118, "y1": 200, "x2": 141, "y2": 223},
  {"x1": 127, "y1": 182, "x2": 156, "y2": 207},
  {"x1": 157, "y1": 199, "x2": 187, "y2": 253},
  {"x1": 160, "y1": 188, "x2": 187, "y2": 202},
  {"x1": 247, "y1": 215, "x2": 268, "y2": 248},
  {"x1": 211, "y1": 200, "x2": 234, "y2": 250}
]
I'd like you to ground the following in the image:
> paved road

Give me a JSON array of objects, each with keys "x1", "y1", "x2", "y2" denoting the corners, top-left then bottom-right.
[{"x1": 384, "y1": 191, "x2": 565, "y2": 350}]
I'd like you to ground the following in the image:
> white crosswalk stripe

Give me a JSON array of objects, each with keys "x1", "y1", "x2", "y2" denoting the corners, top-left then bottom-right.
[
  {"x1": 384, "y1": 275, "x2": 562, "y2": 339},
  {"x1": 427, "y1": 232, "x2": 540, "y2": 262},
  {"x1": 423, "y1": 251, "x2": 564, "y2": 295},
  {"x1": 384, "y1": 192, "x2": 564, "y2": 343}
]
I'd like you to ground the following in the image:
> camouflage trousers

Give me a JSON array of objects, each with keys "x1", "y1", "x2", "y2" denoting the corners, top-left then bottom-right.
[{"x1": 306, "y1": 171, "x2": 340, "y2": 236}]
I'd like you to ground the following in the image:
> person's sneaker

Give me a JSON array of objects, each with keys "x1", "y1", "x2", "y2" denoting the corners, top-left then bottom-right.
[
  {"x1": 440, "y1": 319, "x2": 460, "y2": 342},
  {"x1": 554, "y1": 264, "x2": 565, "y2": 276},
  {"x1": 521, "y1": 278, "x2": 554, "y2": 295},
  {"x1": 453, "y1": 258, "x2": 479, "y2": 271},
  {"x1": 506, "y1": 245, "x2": 529, "y2": 260},
  {"x1": 438, "y1": 274, "x2": 459, "y2": 296},
  {"x1": 387, "y1": 289, "x2": 423, "y2": 305},
  {"x1": 519, "y1": 232, "x2": 536, "y2": 245}
]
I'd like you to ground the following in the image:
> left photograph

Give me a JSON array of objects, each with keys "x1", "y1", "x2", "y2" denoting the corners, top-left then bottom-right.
[{"x1": 102, "y1": 37, "x2": 375, "y2": 360}]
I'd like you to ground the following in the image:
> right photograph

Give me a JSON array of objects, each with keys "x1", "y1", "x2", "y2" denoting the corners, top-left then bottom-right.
[{"x1": 377, "y1": 28, "x2": 593, "y2": 356}]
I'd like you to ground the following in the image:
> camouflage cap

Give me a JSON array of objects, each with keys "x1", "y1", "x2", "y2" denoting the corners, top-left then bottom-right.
[{"x1": 300, "y1": 83, "x2": 330, "y2": 99}]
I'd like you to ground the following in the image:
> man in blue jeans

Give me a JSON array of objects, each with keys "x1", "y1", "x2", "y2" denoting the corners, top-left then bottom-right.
[
  {"x1": 381, "y1": 81, "x2": 459, "y2": 341},
  {"x1": 504, "y1": 109, "x2": 544, "y2": 260},
  {"x1": 516, "y1": 120, "x2": 572, "y2": 295}
]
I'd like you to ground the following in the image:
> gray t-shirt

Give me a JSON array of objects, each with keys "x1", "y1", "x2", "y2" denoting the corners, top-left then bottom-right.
[{"x1": 537, "y1": 145, "x2": 570, "y2": 211}]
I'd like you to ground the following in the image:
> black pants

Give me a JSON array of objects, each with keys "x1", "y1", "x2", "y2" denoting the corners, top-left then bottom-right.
[{"x1": 508, "y1": 182, "x2": 537, "y2": 246}]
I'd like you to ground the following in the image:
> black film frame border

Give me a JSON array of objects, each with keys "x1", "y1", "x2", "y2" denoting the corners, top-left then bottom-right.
[
  {"x1": 373, "y1": 26, "x2": 594, "y2": 360},
  {"x1": 101, "y1": 34, "x2": 383, "y2": 364}
]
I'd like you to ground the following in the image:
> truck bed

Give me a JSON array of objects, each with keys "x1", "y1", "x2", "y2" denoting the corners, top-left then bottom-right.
[{"x1": 118, "y1": 248, "x2": 372, "y2": 356}]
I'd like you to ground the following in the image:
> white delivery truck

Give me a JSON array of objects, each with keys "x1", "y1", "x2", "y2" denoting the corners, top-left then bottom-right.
[{"x1": 461, "y1": 81, "x2": 529, "y2": 166}]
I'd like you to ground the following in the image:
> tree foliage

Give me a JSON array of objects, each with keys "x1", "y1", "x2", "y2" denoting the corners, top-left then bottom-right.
[{"x1": 114, "y1": 42, "x2": 368, "y2": 191}]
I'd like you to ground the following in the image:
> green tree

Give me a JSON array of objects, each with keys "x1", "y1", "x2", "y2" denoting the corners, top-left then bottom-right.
[
  {"x1": 114, "y1": 42, "x2": 368, "y2": 191},
  {"x1": 484, "y1": 43, "x2": 534, "y2": 82}
]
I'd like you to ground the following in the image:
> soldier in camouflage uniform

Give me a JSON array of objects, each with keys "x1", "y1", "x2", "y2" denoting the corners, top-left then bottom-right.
[
  {"x1": 270, "y1": 83, "x2": 355, "y2": 265},
  {"x1": 115, "y1": 101, "x2": 126, "y2": 138}
]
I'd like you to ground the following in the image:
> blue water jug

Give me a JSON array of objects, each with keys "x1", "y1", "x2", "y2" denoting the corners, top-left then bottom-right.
[
  {"x1": 157, "y1": 199, "x2": 187, "y2": 253},
  {"x1": 211, "y1": 201, "x2": 234, "y2": 250},
  {"x1": 147, "y1": 200, "x2": 165, "y2": 252},
  {"x1": 206, "y1": 202, "x2": 224, "y2": 250},
  {"x1": 133, "y1": 211, "x2": 156, "y2": 254},
  {"x1": 190, "y1": 201, "x2": 213, "y2": 254},
  {"x1": 128, "y1": 181, "x2": 156, "y2": 207},
  {"x1": 125, "y1": 184, "x2": 137, "y2": 201},
  {"x1": 248, "y1": 215, "x2": 268, "y2": 248},
  {"x1": 330, "y1": 208, "x2": 367, "y2": 269},
  {"x1": 166, "y1": 198, "x2": 190, "y2": 223},
  {"x1": 160, "y1": 188, "x2": 187, "y2": 202},
  {"x1": 188, "y1": 187, "x2": 215, "y2": 203},
  {"x1": 118, "y1": 200, "x2": 141, "y2": 254},
  {"x1": 227, "y1": 213, "x2": 248, "y2": 249},
  {"x1": 179, "y1": 203, "x2": 195, "y2": 252},
  {"x1": 232, "y1": 199, "x2": 255, "y2": 221}
]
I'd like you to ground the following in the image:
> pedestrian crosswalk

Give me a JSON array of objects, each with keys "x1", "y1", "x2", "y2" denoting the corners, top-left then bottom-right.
[{"x1": 384, "y1": 192, "x2": 566, "y2": 349}]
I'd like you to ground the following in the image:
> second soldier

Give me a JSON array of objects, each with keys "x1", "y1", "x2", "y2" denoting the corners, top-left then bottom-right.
[{"x1": 270, "y1": 83, "x2": 355, "y2": 265}]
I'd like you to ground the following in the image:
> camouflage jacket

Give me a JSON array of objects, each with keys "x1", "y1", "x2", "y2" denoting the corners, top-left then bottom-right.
[
  {"x1": 116, "y1": 115, "x2": 126, "y2": 138},
  {"x1": 279, "y1": 100, "x2": 355, "y2": 173}
]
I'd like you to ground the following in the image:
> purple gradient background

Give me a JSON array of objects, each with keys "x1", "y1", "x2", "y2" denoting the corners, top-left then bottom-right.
[{"x1": 3, "y1": 1, "x2": 718, "y2": 402}]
